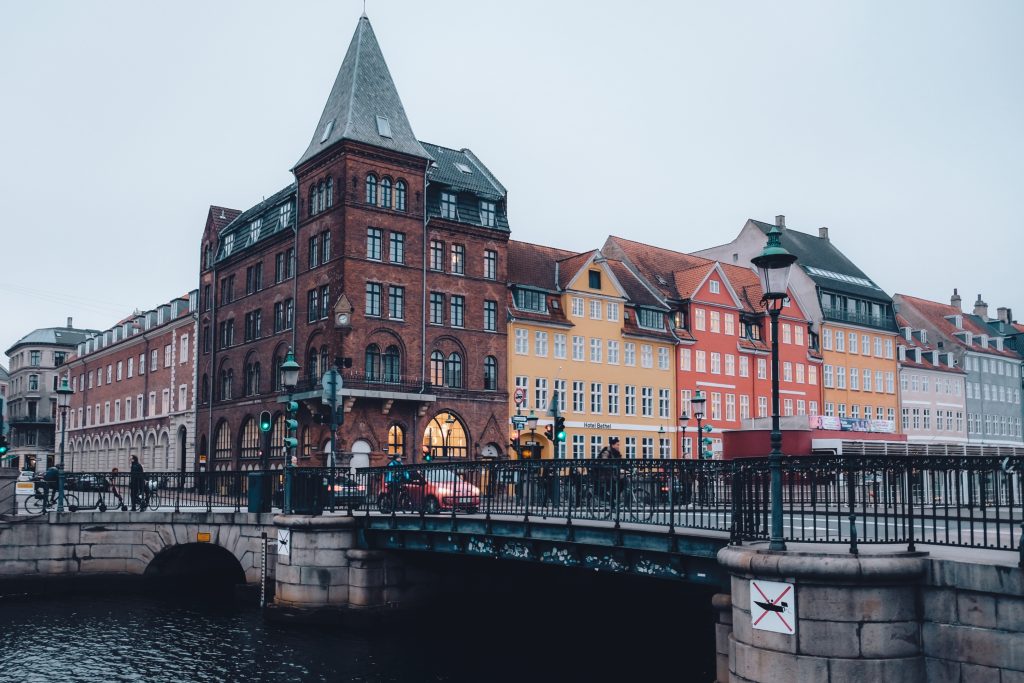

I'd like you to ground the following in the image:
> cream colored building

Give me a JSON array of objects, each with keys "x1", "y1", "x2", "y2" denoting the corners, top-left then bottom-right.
[{"x1": 507, "y1": 241, "x2": 677, "y2": 459}]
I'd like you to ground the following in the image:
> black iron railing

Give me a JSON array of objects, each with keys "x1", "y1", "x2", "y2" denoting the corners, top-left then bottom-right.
[{"x1": 42, "y1": 455, "x2": 1024, "y2": 559}]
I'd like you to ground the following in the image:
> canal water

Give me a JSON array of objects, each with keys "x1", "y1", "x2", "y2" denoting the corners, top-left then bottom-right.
[{"x1": 0, "y1": 561, "x2": 717, "y2": 682}]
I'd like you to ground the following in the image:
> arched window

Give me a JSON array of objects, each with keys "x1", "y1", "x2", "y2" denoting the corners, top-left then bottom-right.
[
  {"x1": 214, "y1": 422, "x2": 232, "y2": 460},
  {"x1": 271, "y1": 352, "x2": 280, "y2": 391},
  {"x1": 317, "y1": 181, "x2": 325, "y2": 213},
  {"x1": 395, "y1": 180, "x2": 406, "y2": 211},
  {"x1": 484, "y1": 356, "x2": 497, "y2": 391},
  {"x1": 445, "y1": 352, "x2": 463, "y2": 388},
  {"x1": 423, "y1": 412, "x2": 466, "y2": 459},
  {"x1": 271, "y1": 414, "x2": 285, "y2": 456},
  {"x1": 326, "y1": 177, "x2": 334, "y2": 208},
  {"x1": 320, "y1": 346, "x2": 330, "y2": 376},
  {"x1": 307, "y1": 349, "x2": 319, "y2": 383},
  {"x1": 380, "y1": 177, "x2": 392, "y2": 208},
  {"x1": 301, "y1": 426, "x2": 313, "y2": 459},
  {"x1": 245, "y1": 362, "x2": 260, "y2": 396},
  {"x1": 240, "y1": 418, "x2": 260, "y2": 460},
  {"x1": 365, "y1": 344, "x2": 381, "y2": 381},
  {"x1": 383, "y1": 345, "x2": 400, "y2": 383},
  {"x1": 365, "y1": 174, "x2": 377, "y2": 205},
  {"x1": 308, "y1": 185, "x2": 316, "y2": 217},
  {"x1": 430, "y1": 351, "x2": 445, "y2": 386},
  {"x1": 387, "y1": 424, "x2": 405, "y2": 456},
  {"x1": 201, "y1": 374, "x2": 209, "y2": 404},
  {"x1": 220, "y1": 368, "x2": 233, "y2": 401}
]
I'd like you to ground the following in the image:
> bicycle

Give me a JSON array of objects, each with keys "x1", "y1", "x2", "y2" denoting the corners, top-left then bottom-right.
[
  {"x1": 582, "y1": 473, "x2": 653, "y2": 522},
  {"x1": 139, "y1": 488, "x2": 161, "y2": 511},
  {"x1": 23, "y1": 483, "x2": 79, "y2": 515}
]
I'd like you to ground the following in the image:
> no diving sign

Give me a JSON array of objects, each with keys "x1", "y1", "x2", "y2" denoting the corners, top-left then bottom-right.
[{"x1": 750, "y1": 579, "x2": 795, "y2": 635}]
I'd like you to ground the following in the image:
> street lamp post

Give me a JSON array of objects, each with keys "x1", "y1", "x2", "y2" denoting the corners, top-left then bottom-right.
[
  {"x1": 280, "y1": 349, "x2": 301, "y2": 511},
  {"x1": 752, "y1": 225, "x2": 798, "y2": 552},
  {"x1": 691, "y1": 391, "x2": 707, "y2": 459},
  {"x1": 55, "y1": 376, "x2": 73, "y2": 513},
  {"x1": 678, "y1": 412, "x2": 690, "y2": 459},
  {"x1": 442, "y1": 413, "x2": 457, "y2": 458}
]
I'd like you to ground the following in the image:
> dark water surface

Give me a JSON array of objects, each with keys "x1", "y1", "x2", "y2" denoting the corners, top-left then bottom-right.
[{"x1": 0, "y1": 563, "x2": 717, "y2": 682}]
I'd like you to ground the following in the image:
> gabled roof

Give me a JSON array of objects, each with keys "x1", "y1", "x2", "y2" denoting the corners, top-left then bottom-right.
[
  {"x1": 295, "y1": 16, "x2": 430, "y2": 168},
  {"x1": 605, "y1": 260, "x2": 663, "y2": 308},
  {"x1": 895, "y1": 293, "x2": 1021, "y2": 359},
  {"x1": 749, "y1": 220, "x2": 891, "y2": 303},
  {"x1": 603, "y1": 235, "x2": 712, "y2": 301},
  {"x1": 508, "y1": 240, "x2": 577, "y2": 291},
  {"x1": 557, "y1": 251, "x2": 598, "y2": 291},
  {"x1": 895, "y1": 314, "x2": 966, "y2": 374},
  {"x1": 422, "y1": 143, "x2": 506, "y2": 200}
]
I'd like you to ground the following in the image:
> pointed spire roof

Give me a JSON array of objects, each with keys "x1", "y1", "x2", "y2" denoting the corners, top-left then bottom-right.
[{"x1": 295, "y1": 16, "x2": 430, "y2": 169}]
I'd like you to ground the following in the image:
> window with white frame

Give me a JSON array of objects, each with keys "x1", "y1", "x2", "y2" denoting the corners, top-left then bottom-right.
[
  {"x1": 740, "y1": 395, "x2": 750, "y2": 420},
  {"x1": 625, "y1": 385, "x2": 636, "y2": 416},
  {"x1": 659, "y1": 388, "x2": 670, "y2": 418},
  {"x1": 589, "y1": 300, "x2": 602, "y2": 320},
  {"x1": 573, "y1": 381, "x2": 585, "y2": 412},
  {"x1": 535, "y1": 331, "x2": 548, "y2": 357},
  {"x1": 739, "y1": 356, "x2": 749, "y2": 377},
  {"x1": 709, "y1": 279, "x2": 720, "y2": 294},
  {"x1": 606, "y1": 302, "x2": 618, "y2": 321},
  {"x1": 535, "y1": 378, "x2": 548, "y2": 411},
  {"x1": 695, "y1": 308, "x2": 706, "y2": 331},
  {"x1": 554, "y1": 334, "x2": 567, "y2": 359},
  {"x1": 572, "y1": 336, "x2": 585, "y2": 361},
  {"x1": 590, "y1": 383, "x2": 603, "y2": 413},
  {"x1": 696, "y1": 351, "x2": 706, "y2": 372},
  {"x1": 710, "y1": 392, "x2": 721, "y2": 420},
  {"x1": 680, "y1": 348, "x2": 691, "y2": 371},
  {"x1": 607, "y1": 340, "x2": 619, "y2": 365},
  {"x1": 515, "y1": 376, "x2": 529, "y2": 408},
  {"x1": 710, "y1": 311, "x2": 721, "y2": 333},
  {"x1": 590, "y1": 338, "x2": 602, "y2": 363},
  {"x1": 757, "y1": 358, "x2": 767, "y2": 379},
  {"x1": 641, "y1": 345, "x2": 653, "y2": 368},
  {"x1": 710, "y1": 352, "x2": 721, "y2": 374},
  {"x1": 571, "y1": 297, "x2": 584, "y2": 317},
  {"x1": 725, "y1": 314, "x2": 735, "y2": 336},
  {"x1": 725, "y1": 354, "x2": 735, "y2": 376},
  {"x1": 624, "y1": 343, "x2": 636, "y2": 366},
  {"x1": 608, "y1": 384, "x2": 620, "y2": 415},
  {"x1": 658, "y1": 347, "x2": 669, "y2": 370},
  {"x1": 641, "y1": 386, "x2": 653, "y2": 416},
  {"x1": 515, "y1": 329, "x2": 529, "y2": 355},
  {"x1": 572, "y1": 434, "x2": 585, "y2": 459}
]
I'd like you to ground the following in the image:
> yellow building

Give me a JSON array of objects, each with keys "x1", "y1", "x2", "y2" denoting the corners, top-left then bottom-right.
[
  {"x1": 820, "y1": 322, "x2": 901, "y2": 426},
  {"x1": 506, "y1": 241, "x2": 678, "y2": 459}
]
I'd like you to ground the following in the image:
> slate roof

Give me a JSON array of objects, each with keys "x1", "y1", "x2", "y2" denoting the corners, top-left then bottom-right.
[
  {"x1": 422, "y1": 143, "x2": 506, "y2": 200},
  {"x1": 215, "y1": 184, "x2": 297, "y2": 262},
  {"x1": 7, "y1": 326, "x2": 100, "y2": 354},
  {"x1": 750, "y1": 220, "x2": 891, "y2": 303},
  {"x1": 895, "y1": 294, "x2": 1022, "y2": 359},
  {"x1": 296, "y1": 16, "x2": 429, "y2": 168},
  {"x1": 0, "y1": 365, "x2": 8, "y2": 382}
]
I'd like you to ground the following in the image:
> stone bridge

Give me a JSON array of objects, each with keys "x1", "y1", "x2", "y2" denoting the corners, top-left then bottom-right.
[{"x1": 1, "y1": 510, "x2": 1022, "y2": 682}]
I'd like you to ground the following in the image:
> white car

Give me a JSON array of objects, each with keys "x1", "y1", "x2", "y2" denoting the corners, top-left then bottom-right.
[{"x1": 17, "y1": 470, "x2": 35, "y2": 483}]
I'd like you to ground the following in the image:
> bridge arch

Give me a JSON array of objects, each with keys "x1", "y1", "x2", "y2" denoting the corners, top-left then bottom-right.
[{"x1": 145, "y1": 542, "x2": 246, "y2": 586}]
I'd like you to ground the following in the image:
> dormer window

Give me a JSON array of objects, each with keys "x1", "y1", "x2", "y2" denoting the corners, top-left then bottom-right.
[
  {"x1": 320, "y1": 119, "x2": 335, "y2": 143},
  {"x1": 376, "y1": 115, "x2": 392, "y2": 138},
  {"x1": 223, "y1": 233, "x2": 234, "y2": 256},
  {"x1": 249, "y1": 218, "x2": 262, "y2": 245},
  {"x1": 479, "y1": 200, "x2": 496, "y2": 227},
  {"x1": 637, "y1": 308, "x2": 664, "y2": 330},
  {"x1": 440, "y1": 192, "x2": 458, "y2": 220},
  {"x1": 515, "y1": 289, "x2": 546, "y2": 313}
]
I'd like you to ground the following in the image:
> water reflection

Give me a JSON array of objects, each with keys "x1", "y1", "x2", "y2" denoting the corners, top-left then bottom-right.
[{"x1": 0, "y1": 563, "x2": 716, "y2": 683}]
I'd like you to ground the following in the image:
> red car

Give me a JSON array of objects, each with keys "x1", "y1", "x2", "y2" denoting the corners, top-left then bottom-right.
[{"x1": 379, "y1": 468, "x2": 481, "y2": 514}]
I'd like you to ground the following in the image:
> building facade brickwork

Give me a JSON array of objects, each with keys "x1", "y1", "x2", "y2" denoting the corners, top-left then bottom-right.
[{"x1": 63, "y1": 295, "x2": 198, "y2": 473}]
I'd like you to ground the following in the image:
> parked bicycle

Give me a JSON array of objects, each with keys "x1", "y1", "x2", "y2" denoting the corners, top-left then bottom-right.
[
  {"x1": 23, "y1": 482, "x2": 79, "y2": 515},
  {"x1": 582, "y1": 465, "x2": 654, "y2": 522}
]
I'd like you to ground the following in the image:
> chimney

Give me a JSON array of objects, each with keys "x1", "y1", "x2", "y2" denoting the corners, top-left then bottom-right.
[
  {"x1": 973, "y1": 294, "x2": 988, "y2": 319},
  {"x1": 996, "y1": 306, "x2": 1012, "y2": 324},
  {"x1": 819, "y1": 226, "x2": 829, "y2": 240},
  {"x1": 66, "y1": 317, "x2": 72, "y2": 328},
  {"x1": 775, "y1": 215, "x2": 786, "y2": 229},
  {"x1": 950, "y1": 288, "x2": 962, "y2": 311}
]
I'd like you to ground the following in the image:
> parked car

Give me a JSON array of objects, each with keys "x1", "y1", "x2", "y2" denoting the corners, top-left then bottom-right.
[
  {"x1": 329, "y1": 474, "x2": 366, "y2": 507},
  {"x1": 17, "y1": 470, "x2": 35, "y2": 483},
  {"x1": 379, "y1": 468, "x2": 481, "y2": 514}
]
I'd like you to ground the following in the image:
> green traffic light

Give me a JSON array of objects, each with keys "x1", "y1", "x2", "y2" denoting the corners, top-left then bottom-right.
[
  {"x1": 0, "y1": 445, "x2": 7, "y2": 455},
  {"x1": 556, "y1": 430, "x2": 566, "y2": 442},
  {"x1": 259, "y1": 411, "x2": 272, "y2": 432}
]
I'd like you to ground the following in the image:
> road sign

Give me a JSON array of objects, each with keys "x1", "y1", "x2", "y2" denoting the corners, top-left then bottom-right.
[
  {"x1": 511, "y1": 414, "x2": 527, "y2": 429},
  {"x1": 321, "y1": 368, "x2": 343, "y2": 406},
  {"x1": 750, "y1": 579, "x2": 795, "y2": 635},
  {"x1": 513, "y1": 387, "x2": 526, "y2": 406},
  {"x1": 277, "y1": 529, "x2": 291, "y2": 558}
]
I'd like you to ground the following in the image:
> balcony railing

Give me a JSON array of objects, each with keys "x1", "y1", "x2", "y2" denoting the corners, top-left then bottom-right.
[
  {"x1": 11, "y1": 416, "x2": 55, "y2": 425},
  {"x1": 822, "y1": 307, "x2": 896, "y2": 330},
  {"x1": 291, "y1": 372, "x2": 431, "y2": 397}
]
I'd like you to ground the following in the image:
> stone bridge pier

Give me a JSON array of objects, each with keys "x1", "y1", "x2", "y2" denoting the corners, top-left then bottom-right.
[{"x1": 268, "y1": 515, "x2": 436, "y2": 623}]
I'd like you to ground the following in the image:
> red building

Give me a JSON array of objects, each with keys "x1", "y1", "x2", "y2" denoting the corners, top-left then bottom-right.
[
  {"x1": 196, "y1": 16, "x2": 509, "y2": 472},
  {"x1": 603, "y1": 237, "x2": 823, "y2": 458}
]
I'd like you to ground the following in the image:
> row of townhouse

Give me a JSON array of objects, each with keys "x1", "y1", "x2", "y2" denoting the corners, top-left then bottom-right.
[{"x1": 18, "y1": 15, "x2": 1020, "y2": 472}]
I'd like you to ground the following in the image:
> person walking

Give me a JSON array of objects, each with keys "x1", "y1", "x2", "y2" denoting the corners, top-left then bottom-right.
[
  {"x1": 384, "y1": 452, "x2": 406, "y2": 511},
  {"x1": 129, "y1": 455, "x2": 145, "y2": 511}
]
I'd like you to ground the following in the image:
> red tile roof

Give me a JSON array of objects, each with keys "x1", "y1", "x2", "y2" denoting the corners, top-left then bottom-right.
[
  {"x1": 508, "y1": 240, "x2": 578, "y2": 289},
  {"x1": 895, "y1": 294, "x2": 1021, "y2": 359}
]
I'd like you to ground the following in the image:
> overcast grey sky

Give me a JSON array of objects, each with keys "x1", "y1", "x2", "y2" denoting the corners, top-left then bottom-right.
[{"x1": 2, "y1": 0, "x2": 1022, "y2": 357}]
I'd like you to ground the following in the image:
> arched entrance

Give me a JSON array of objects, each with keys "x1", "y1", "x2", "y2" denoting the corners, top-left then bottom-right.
[
  {"x1": 350, "y1": 439, "x2": 371, "y2": 473},
  {"x1": 423, "y1": 411, "x2": 467, "y2": 460}
]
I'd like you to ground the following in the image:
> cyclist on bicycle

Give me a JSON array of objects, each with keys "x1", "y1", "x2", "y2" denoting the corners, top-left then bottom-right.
[
  {"x1": 593, "y1": 436, "x2": 622, "y2": 502},
  {"x1": 42, "y1": 465, "x2": 61, "y2": 505}
]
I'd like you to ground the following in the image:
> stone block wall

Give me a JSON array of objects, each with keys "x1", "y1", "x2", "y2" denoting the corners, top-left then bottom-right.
[
  {"x1": 922, "y1": 557, "x2": 1024, "y2": 682},
  {"x1": 0, "y1": 511, "x2": 276, "y2": 584},
  {"x1": 718, "y1": 546, "x2": 928, "y2": 682}
]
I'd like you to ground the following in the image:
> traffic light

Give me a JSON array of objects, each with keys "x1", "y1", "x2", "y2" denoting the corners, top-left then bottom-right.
[
  {"x1": 702, "y1": 437, "x2": 713, "y2": 458},
  {"x1": 283, "y1": 401, "x2": 299, "y2": 453},
  {"x1": 554, "y1": 416, "x2": 566, "y2": 442},
  {"x1": 0, "y1": 436, "x2": 8, "y2": 458},
  {"x1": 423, "y1": 444, "x2": 433, "y2": 462},
  {"x1": 543, "y1": 424, "x2": 553, "y2": 441},
  {"x1": 259, "y1": 411, "x2": 272, "y2": 432}
]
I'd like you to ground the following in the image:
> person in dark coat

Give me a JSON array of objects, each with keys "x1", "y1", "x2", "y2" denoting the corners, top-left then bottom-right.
[{"x1": 129, "y1": 456, "x2": 145, "y2": 511}]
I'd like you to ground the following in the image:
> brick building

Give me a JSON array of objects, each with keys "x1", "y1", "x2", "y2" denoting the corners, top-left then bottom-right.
[
  {"x1": 197, "y1": 16, "x2": 509, "y2": 472},
  {"x1": 63, "y1": 294, "x2": 198, "y2": 473}
]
